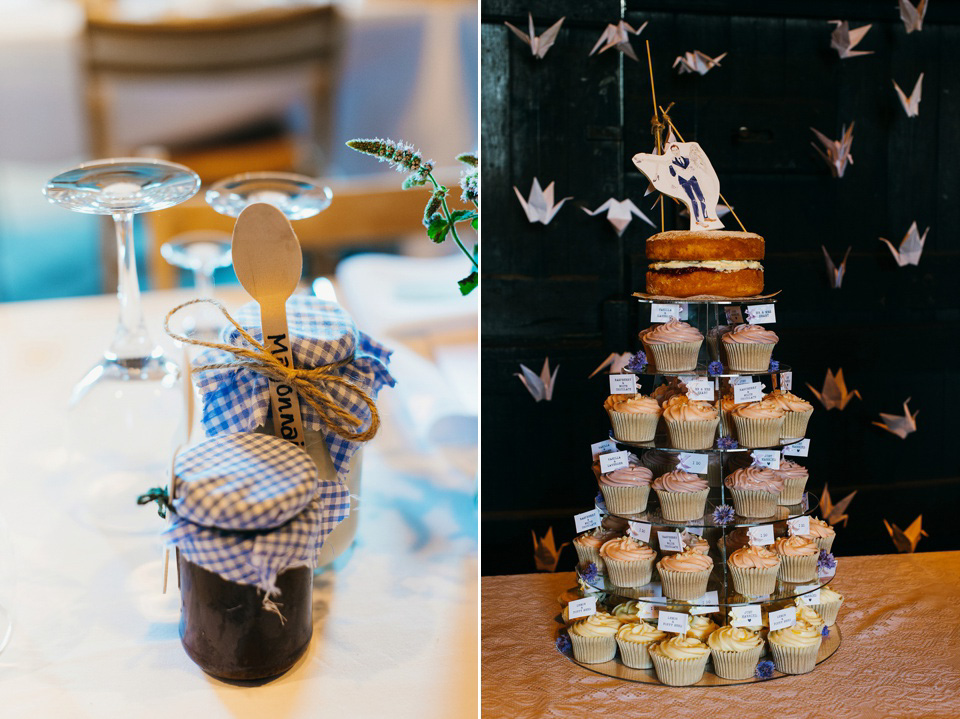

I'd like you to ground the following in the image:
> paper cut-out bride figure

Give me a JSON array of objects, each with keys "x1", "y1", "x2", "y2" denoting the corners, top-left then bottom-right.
[{"x1": 632, "y1": 142, "x2": 724, "y2": 230}]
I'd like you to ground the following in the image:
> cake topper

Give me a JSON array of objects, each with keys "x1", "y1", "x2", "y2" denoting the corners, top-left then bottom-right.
[
  {"x1": 821, "y1": 245, "x2": 851, "y2": 289},
  {"x1": 673, "y1": 50, "x2": 727, "y2": 75},
  {"x1": 829, "y1": 20, "x2": 874, "y2": 59},
  {"x1": 806, "y1": 368, "x2": 861, "y2": 410},
  {"x1": 504, "y1": 13, "x2": 565, "y2": 60},
  {"x1": 513, "y1": 178, "x2": 571, "y2": 224},
  {"x1": 820, "y1": 484, "x2": 857, "y2": 527},
  {"x1": 810, "y1": 123, "x2": 855, "y2": 178},
  {"x1": 879, "y1": 221, "x2": 928, "y2": 266},
  {"x1": 899, "y1": 0, "x2": 928, "y2": 33},
  {"x1": 516, "y1": 357, "x2": 559, "y2": 402},
  {"x1": 632, "y1": 142, "x2": 724, "y2": 230},
  {"x1": 589, "y1": 21, "x2": 647, "y2": 62},
  {"x1": 582, "y1": 198, "x2": 655, "y2": 236},
  {"x1": 893, "y1": 73, "x2": 924, "y2": 117},
  {"x1": 884, "y1": 515, "x2": 926, "y2": 553},
  {"x1": 872, "y1": 397, "x2": 918, "y2": 439},
  {"x1": 532, "y1": 527, "x2": 568, "y2": 571}
]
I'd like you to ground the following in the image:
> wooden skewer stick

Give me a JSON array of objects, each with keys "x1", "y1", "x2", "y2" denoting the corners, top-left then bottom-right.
[{"x1": 645, "y1": 40, "x2": 665, "y2": 233}]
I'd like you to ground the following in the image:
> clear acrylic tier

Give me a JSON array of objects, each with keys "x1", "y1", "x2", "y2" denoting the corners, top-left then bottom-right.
[{"x1": 595, "y1": 491, "x2": 818, "y2": 529}]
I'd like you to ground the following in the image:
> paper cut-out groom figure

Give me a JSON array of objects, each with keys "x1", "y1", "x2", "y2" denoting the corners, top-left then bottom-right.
[{"x1": 632, "y1": 142, "x2": 724, "y2": 230}]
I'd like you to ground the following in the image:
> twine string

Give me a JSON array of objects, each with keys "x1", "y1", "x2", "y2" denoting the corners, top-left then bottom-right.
[{"x1": 165, "y1": 298, "x2": 380, "y2": 442}]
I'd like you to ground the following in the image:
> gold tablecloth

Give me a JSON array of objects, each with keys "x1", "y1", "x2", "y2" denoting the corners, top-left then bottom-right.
[{"x1": 482, "y1": 552, "x2": 960, "y2": 718}]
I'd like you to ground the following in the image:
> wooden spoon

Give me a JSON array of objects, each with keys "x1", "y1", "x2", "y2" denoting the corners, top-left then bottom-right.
[{"x1": 231, "y1": 202, "x2": 306, "y2": 448}]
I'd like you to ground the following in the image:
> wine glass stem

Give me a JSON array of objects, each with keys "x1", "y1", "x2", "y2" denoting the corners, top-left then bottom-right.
[
  {"x1": 109, "y1": 211, "x2": 153, "y2": 361},
  {"x1": 194, "y1": 268, "x2": 215, "y2": 298}
]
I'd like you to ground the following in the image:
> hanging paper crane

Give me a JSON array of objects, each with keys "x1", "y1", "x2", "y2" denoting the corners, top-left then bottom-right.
[
  {"x1": 516, "y1": 358, "x2": 559, "y2": 402},
  {"x1": 821, "y1": 484, "x2": 857, "y2": 527},
  {"x1": 532, "y1": 527, "x2": 569, "y2": 571},
  {"x1": 873, "y1": 398, "x2": 919, "y2": 439},
  {"x1": 806, "y1": 368, "x2": 861, "y2": 410},
  {"x1": 884, "y1": 515, "x2": 927, "y2": 553},
  {"x1": 504, "y1": 13, "x2": 565, "y2": 59}
]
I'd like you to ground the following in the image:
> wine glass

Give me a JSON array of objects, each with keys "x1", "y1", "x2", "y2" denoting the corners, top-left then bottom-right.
[
  {"x1": 43, "y1": 158, "x2": 201, "y2": 532},
  {"x1": 205, "y1": 171, "x2": 332, "y2": 220},
  {"x1": 161, "y1": 230, "x2": 233, "y2": 341}
]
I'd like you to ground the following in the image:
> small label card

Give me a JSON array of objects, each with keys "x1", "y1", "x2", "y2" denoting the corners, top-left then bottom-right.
[
  {"x1": 783, "y1": 438, "x2": 810, "y2": 457},
  {"x1": 567, "y1": 596, "x2": 597, "y2": 620},
  {"x1": 636, "y1": 602, "x2": 659, "y2": 620},
  {"x1": 657, "y1": 531, "x2": 685, "y2": 553},
  {"x1": 574, "y1": 509, "x2": 602, "y2": 533},
  {"x1": 598, "y1": 450, "x2": 630, "y2": 474},
  {"x1": 627, "y1": 520, "x2": 652, "y2": 543},
  {"x1": 730, "y1": 605, "x2": 762, "y2": 628},
  {"x1": 690, "y1": 591, "x2": 720, "y2": 615},
  {"x1": 651, "y1": 303, "x2": 682, "y2": 322},
  {"x1": 796, "y1": 585, "x2": 822, "y2": 605},
  {"x1": 734, "y1": 381, "x2": 765, "y2": 404},
  {"x1": 750, "y1": 449, "x2": 781, "y2": 470},
  {"x1": 786, "y1": 516, "x2": 811, "y2": 537},
  {"x1": 747, "y1": 524, "x2": 776, "y2": 547},
  {"x1": 657, "y1": 610, "x2": 690, "y2": 634},
  {"x1": 591, "y1": 439, "x2": 618, "y2": 459},
  {"x1": 609, "y1": 373, "x2": 638, "y2": 395},
  {"x1": 780, "y1": 371, "x2": 793, "y2": 391},
  {"x1": 677, "y1": 452, "x2": 710, "y2": 474},
  {"x1": 768, "y1": 607, "x2": 796, "y2": 632},
  {"x1": 730, "y1": 375, "x2": 754, "y2": 386},
  {"x1": 686, "y1": 379, "x2": 715, "y2": 401},
  {"x1": 745, "y1": 304, "x2": 777, "y2": 324},
  {"x1": 724, "y1": 305, "x2": 744, "y2": 324}
]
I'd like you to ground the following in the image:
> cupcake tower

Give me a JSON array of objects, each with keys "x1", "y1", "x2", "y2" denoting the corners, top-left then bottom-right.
[{"x1": 561, "y1": 297, "x2": 844, "y2": 686}]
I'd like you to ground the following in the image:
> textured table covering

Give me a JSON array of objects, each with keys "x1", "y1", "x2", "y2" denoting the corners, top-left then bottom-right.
[{"x1": 482, "y1": 552, "x2": 960, "y2": 719}]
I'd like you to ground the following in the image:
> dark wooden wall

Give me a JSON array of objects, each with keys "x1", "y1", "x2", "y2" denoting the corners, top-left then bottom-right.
[{"x1": 481, "y1": 0, "x2": 960, "y2": 575}]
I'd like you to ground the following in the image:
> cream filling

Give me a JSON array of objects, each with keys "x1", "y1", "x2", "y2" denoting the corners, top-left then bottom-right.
[{"x1": 649, "y1": 260, "x2": 763, "y2": 272}]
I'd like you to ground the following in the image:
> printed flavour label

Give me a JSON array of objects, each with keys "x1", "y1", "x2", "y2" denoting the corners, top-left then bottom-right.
[
  {"x1": 574, "y1": 509, "x2": 601, "y2": 533},
  {"x1": 651, "y1": 304, "x2": 682, "y2": 322},
  {"x1": 609, "y1": 374, "x2": 638, "y2": 395},
  {"x1": 567, "y1": 596, "x2": 597, "y2": 620},
  {"x1": 599, "y1": 450, "x2": 630, "y2": 474},
  {"x1": 730, "y1": 605, "x2": 762, "y2": 628},
  {"x1": 657, "y1": 531, "x2": 684, "y2": 552},
  {"x1": 745, "y1": 304, "x2": 776, "y2": 324},
  {"x1": 627, "y1": 521, "x2": 652, "y2": 543},
  {"x1": 786, "y1": 516, "x2": 811, "y2": 537},
  {"x1": 657, "y1": 610, "x2": 690, "y2": 634},
  {"x1": 782, "y1": 439, "x2": 810, "y2": 457},
  {"x1": 768, "y1": 607, "x2": 796, "y2": 632},
  {"x1": 747, "y1": 525, "x2": 775, "y2": 546}
]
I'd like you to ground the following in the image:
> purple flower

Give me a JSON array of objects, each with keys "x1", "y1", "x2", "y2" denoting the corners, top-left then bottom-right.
[
  {"x1": 582, "y1": 562, "x2": 599, "y2": 583},
  {"x1": 712, "y1": 504, "x2": 735, "y2": 526},
  {"x1": 708, "y1": 360, "x2": 724, "y2": 376},
  {"x1": 556, "y1": 632, "x2": 572, "y2": 653},
  {"x1": 821, "y1": 625, "x2": 830, "y2": 638},
  {"x1": 769, "y1": 359, "x2": 780, "y2": 372},
  {"x1": 717, "y1": 436, "x2": 738, "y2": 450},
  {"x1": 755, "y1": 660, "x2": 775, "y2": 679},
  {"x1": 818, "y1": 550, "x2": 837, "y2": 573},
  {"x1": 625, "y1": 351, "x2": 648, "y2": 372}
]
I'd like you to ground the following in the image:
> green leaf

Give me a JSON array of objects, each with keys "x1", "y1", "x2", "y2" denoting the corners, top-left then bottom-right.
[
  {"x1": 458, "y1": 271, "x2": 478, "y2": 295},
  {"x1": 426, "y1": 214, "x2": 450, "y2": 243},
  {"x1": 455, "y1": 153, "x2": 478, "y2": 168},
  {"x1": 471, "y1": 218, "x2": 478, "y2": 231},
  {"x1": 449, "y1": 209, "x2": 478, "y2": 224}
]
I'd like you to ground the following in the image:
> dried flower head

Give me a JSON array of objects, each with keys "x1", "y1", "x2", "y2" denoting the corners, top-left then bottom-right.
[
  {"x1": 556, "y1": 632, "x2": 572, "y2": 653},
  {"x1": 582, "y1": 562, "x2": 599, "y2": 583},
  {"x1": 625, "y1": 351, "x2": 648, "y2": 372},
  {"x1": 769, "y1": 359, "x2": 780, "y2": 373},
  {"x1": 818, "y1": 550, "x2": 837, "y2": 573},
  {"x1": 821, "y1": 625, "x2": 830, "y2": 638},
  {"x1": 708, "y1": 360, "x2": 724, "y2": 376},
  {"x1": 717, "y1": 437, "x2": 739, "y2": 450},
  {"x1": 712, "y1": 504, "x2": 735, "y2": 525},
  {"x1": 755, "y1": 660, "x2": 775, "y2": 679}
]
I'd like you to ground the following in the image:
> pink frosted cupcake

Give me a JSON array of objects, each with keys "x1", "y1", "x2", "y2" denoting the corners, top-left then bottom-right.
[
  {"x1": 663, "y1": 396, "x2": 720, "y2": 450},
  {"x1": 604, "y1": 393, "x2": 661, "y2": 442},
  {"x1": 641, "y1": 448, "x2": 680, "y2": 478},
  {"x1": 573, "y1": 528, "x2": 614, "y2": 571},
  {"x1": 724, "y1": 466, "x2": 784, "y2": 517},
  {"x1": 773, "y1": 459, "x2": 809, "y2": 505},
  {"x1": 651, "y1": 377, "x2": 688, "y2": 406},
  {"x1": 764, "y1": 390, "x2": 814, "y2": 439},
  {"x1": 641, "y1": 319, "x2": 704, "y2": 372},
  {"x1": 797, "y1": 516, "x2": 836, "y2": 553},
  {"x1": 731, "y1": 401, "x2": 784, "y2": 448},
  {"x1": 652, "y1": 470, "x2": 709, "y2": 521},
  {"x1": 727, "y1": 545, "x2": 781, "y2": 596},
  {"x1": 656, "y1": 548, "x2": 714, "y2": 601},
  {"x1": 774, "y1": 535, "x2": 819, "y2": 582},
  {"x1": 717, "y1": 395, "x2": 748, "y2": 439},
  {"x1": 722, "y1": 323, "x2": 779, "y2": 372},
  {"x1": 600, "y1": 536, "x2": 657, "y2": 587},
  {"x1": 597, "y1": 464, "x2": 653, "y2": 514}
]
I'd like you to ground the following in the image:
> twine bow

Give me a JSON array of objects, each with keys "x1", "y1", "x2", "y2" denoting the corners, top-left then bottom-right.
[
  {"x1": 165, "y1": 298, "x2": 380, "y2": 442},
  {"x1": 137, "y1": 487, "x2": 173, "y2": 519}
]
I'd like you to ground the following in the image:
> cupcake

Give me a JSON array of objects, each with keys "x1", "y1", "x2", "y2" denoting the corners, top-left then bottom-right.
[
  {"x1": 728, "y1": 544, "x2": 781, "y2": 596},
  {"x1": 597, "y1": 464, "x2": 653, "y2": 514},
  {"x1": 731, "y1": 401, "x2": 785, "y2": 448},
  {"x1": 707, "y1": 625, "x2": 765, "y2": 680},
  {"x1": 773, "y1": 459, "x2": 809, "y2": 505},
  {"x1": 719, "y1": 527, "x2": 752, "y2": 557},
  {"x1": 717, "y1": 394, "x2": 747, "y2": 438},
  {"x1": 657, "y1": 548, "x2": 714, "y2": 601},
  {"x1": 592, "y1": 450, "x2": 641, "y2": 475},
  {"x1": 611, "y1": 600, "x2": 645, "y2": 624},
  {"x1": 568, "y1": 612, "x2": 620, "y2": 664},
  {"x1": 649, "y1": 636, "x2": 711, "y2": 686},
  {"x1": 724, "y1": 466, "x2": 784, "y2": 518},
  {"x1": 642, "y1": 318, "x2": 704, "y2": 372},
  {"x1": 764, "y1": 390, "x2": 814, "y2": 439},
  {"x1": 651, "y1": 470, "x2": 710, "y2": 522},
  {"x1": 768, "y1": 620, "x2": 822, "y2": 675},
  {"x1": 722, "y1": 323, "x2": 779, "y2": 372},
  {"x1": 616, "y1": 621, "x2": 667, "y2": 669},
  {"x1": 573, "y1": 528, "x2": 614, "y2": 571},
  {"x1": 651, "y1": 377, "x2": 687, "y2": 407},
  {"x1": 663, "y1": 396, "x2": 720, "y2": 450},
  {"x1": 793, "y1": 603, "x2": 825, "y2": 630},
  {"x1": 802, "y1": 586, "x2": 843, "y2": 626},
  {"x1": 774, "y1": 535, "x2": 819, "y2": 582},
  {"x1": 706, "y1": 324, "x2": 732, "y2": 362},
  {"x1": 686, "y1": 615, "x2": 720, "y2": 642},
  {"x1": 684, "y1": 534, "x2": 711, "y2": 556},
  {"x1": 641, "y1": 448, "x2": 680, "y2": 478},
  {"x1": 798, "y1": 517, "x2": 836, "y2": 553},
  {"x1": 604, "y1": 394, "x2": 661, "y2": 443},
  {"x1": 599, "y1": 536, "x2": 657, "y2": 587}
]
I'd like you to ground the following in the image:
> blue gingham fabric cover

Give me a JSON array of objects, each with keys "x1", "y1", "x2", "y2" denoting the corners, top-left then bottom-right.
[
  {"x1": 193, "y1": 295, "x2": 395, "y2": 480},
  {"x1": 164, "y1": 433, "x2": 350, "y2": 596}
]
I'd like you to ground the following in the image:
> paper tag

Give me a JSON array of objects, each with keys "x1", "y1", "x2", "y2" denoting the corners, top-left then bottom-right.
[
  {"x1": 627, "y1": 520, "x2": 651, "y2": 543},
  {"x1": 690, "y1": 591, "x2": 720, "y2": 615},
  {"x1": 609, "y1": 373, "x2": 638, "y2": 395},
  {"x1": 730, "y1": 605, "x2": 762, "y2": 628},
  {"x1": 750, "y1": 449, "x2": 781, "y2": 470},
  {"x1": 657, "y1": 531, "x2": 685, "y2": 552},
  {"x1": 768, "y1": 607, "x2": 796, "y2": 632},
  {"x1": 567, "y1": 596, "x2": 597, "y2": 620},
  {"x1": 683, "y1": 527, "x2": 704, "y2": 540},
  {"x1": 734, "y1": 381, "x2": 765, "y2": 404},
  {"x1": 574, "y1": 509, "x2": 601, "y2": 533},
  {"x1": 779, "y1": 371, "x2": 793, "y2": 391},
  {"x1": 651, "y1": 303, "x2": 682, "y2": 322},
  {"x1": 636, "y1": 602, "x2": 659, "y2": 620},
  {"x1": 747, "y1": 525, "x2": 775, "y2": 546},
  {"x1": 783, "y1": 439, "x2": 810, "y2": 457},
  {"x1": 686, "y1": 379, "x2": 715, "y2": 401},
  {"x1": 730, "y1": 375, "x2": 754, "y2": 386},
  {"x1": 745, "y1": 304, "x2": 776, "y2": 324},
  {"x1": 786, "y1": 516, "x2": 811, "y2": 537},
  {"x1": 657, "y1": 610, "x2": 690, "y2": 634},
  {"x1": 677, "y1": 452, "x2": 709, "y2": 474},
  {"x1": 724, "y1": 306, "x2": 744, "y2": 324},
  {"x1": 796, "y1": 585, "x2": 821, "y2": 605},
  {"x1": 591, "y1": 439, "x2": 618, "y2": 459},
  {"x1": 599, "y1": 450, "x2": 630, "y2": 474}
]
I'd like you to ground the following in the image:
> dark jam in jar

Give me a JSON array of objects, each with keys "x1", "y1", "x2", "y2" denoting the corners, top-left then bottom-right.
[{"x1": 178, "y1": 556, "x2": 313, "y2": 681}]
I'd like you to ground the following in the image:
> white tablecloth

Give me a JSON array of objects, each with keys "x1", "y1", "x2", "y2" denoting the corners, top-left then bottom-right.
[{"x1": 0, "y1": 286, "x2": 478, "y2": 718}]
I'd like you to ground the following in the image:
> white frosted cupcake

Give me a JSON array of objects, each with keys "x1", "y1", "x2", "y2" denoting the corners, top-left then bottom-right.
[
  {"x1": 764, "y1": 390, "x2": 814, "y2": 439},
  {"x1": 727, "y1": 545, "x2": 781, "y2": 596},
  {"x1": 731, "y1": 401, "x2": 785, "y2": 448},
  {"x1": 597, "y1": 464, "x2": 653, "y2": 515},
  {"x1": 772, "y1": 459, "x2": 809, "y2": 505},
  {"x1": 642, "y1": 318, "x2": 704, "y2": 372},
  {"x1": 801, "y1": 586, "x2": 844, "y2": 626},
  {"x1": 616, "y1": 621, "x2": 667, "y2": 669},
  {"x1": 793, "y1": 603, "x2": 825, "y2": 631},
  {"x1": 722, "y1": 323, "x2": 778, "y2": 372},
  {"x1": 768, "y1": 621, "x2": 822, "y2": 674},
  {"x1": 774, "y1": 535, "x2": 819, "y2": 582},
  {"x1": 708, "y1": 625, "x2": 765, "y2": 680},
  {"x1": 651, "y1": 469, "x2": 710, "y2": 522},
  {"x1": 604, "y1": 393, "x2": 662, "y2": 443},
  {"x1": 649, "y1": 636, "x2": 710, "y2": 686},
  {"x1": 724, "y1": 466, "x2": 784, "y2": 518},
  {"x1": 685, "y1": 615, "x2": 719, "y2": 643},
  {"x1": 657, "y1": 548, "x2": 714, "y2": 601},
  {"x1": 569, "y1": 612, "x2": 620, "y2": 664},
  {"x1": 611, "y1": 600, "x2": 645, "y2": 624},
  {"x1": 663, "y1": 396, "x2": 720, "y2": 450}
]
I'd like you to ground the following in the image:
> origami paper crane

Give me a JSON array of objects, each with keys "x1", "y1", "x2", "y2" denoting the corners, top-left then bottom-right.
[
  {"x1": 829, "y1": 20, "x2": 874, "y2": 59},
  {"x1": 516, "y1": 357, "x2": 559, "y2": 402},
  {"x1": 806, "y1": 368, "x2": 861, "y2": 410},
  {"x1": 513, "y1": 178, "x2": 572, "y2": 224},
  {"x1": 821, "y1": 245, "x2": 852, "y2": 289},
  {"x1": 821, "y1": 484, "x2": 857, "y2": 527},
  {"x1": 673, "y1": 50, "x2": 728, "y2": 75},
  {"x1": 532, "y1": 527, "x2": 569, "y2": 572},
  {"x1": 893, "y1": 73, "x2": 924, "y2": 117},
  {"x1": 582, "y1": 199, "x2": 655, "y2": 236},
  {"x1": 811, "y1": 124, "x2": 855, "y2": 178},
  {"x1": 588, "y1": 352, "x2": 633, "y2": 378},
  {"x1": 589, "y1": 21, "x2": 648, "y2": 62},
  {"x1": 900, "y1": 0, "x2": 928, "y2": 33},
  {"x1": 879, "y1": 221, "x2": 928, "y2": 266},
  {"x1": 884, "y1": 515, "x2": 927, "y2": 553},
  {"x1": 872, "y1": 398, "x2": 919, "y2": 439},
  {"x1": 504, "y1": 13, "x2": 565, "y2": 59}
]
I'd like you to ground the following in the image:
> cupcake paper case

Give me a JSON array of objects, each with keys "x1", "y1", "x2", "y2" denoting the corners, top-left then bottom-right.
[
  {"x1": 774, "y1": 535, "x2": 819, "y2": 582},
  {"x1": 727, "y1": 545, "x2": 781, "y2": 596},
  {"x1": 597, "y1": 464, "x2": 653, "y2": 514},
  {"x1": 656, "y1": 548, "x2": 713, "y2": 601},
  {"x1": 765, "y1": 389, "x2": 814, "y2": 439},
  {"x1": 768, "y1": 621, "x2": 822, "y2": 674},
  {"x1": 707, "y1": 626, "x2": 765, "y2": 680},
  {"x1": 600, "y1": 536, "x2": 657, "y2": 587},
  {"x1": 605, "y1": 394, "x2": 661, "y2": 442},
  {"x1": 649, "y1": 636, "x2": 711, "y2": 686},
  {"x1": 641, "y1": 318, "x2": 704, "y2": 372},
  {"x1": 731, "y1": 401, "x2": 785, "y2": 448},
  {"x1": 651, "y1": 470, "x2": 710, "y2": 521},
  {"x1": 773, "y1": 459, "x2": 809, "y2": 505},
  {"x1": 569, "y1": 612, "x2": 620, "y2": 664},
  {"x1": 663, "y1": 396, "x2": 720, "y2": 450},
  {"x1": 616, "y1": 622, "x2": 667, "y2": 669},
  {"x1": 722, "y1": 323, "x2": 779, "y2": 372}
]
